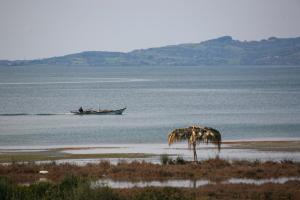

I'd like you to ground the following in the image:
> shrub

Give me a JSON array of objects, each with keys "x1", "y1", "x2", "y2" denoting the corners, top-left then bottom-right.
[
  {"x1": 254, "y1": 159, "x2": 261, "y2": 165},
  {"x1": 280, "y1": 159, "x2": 294, "y2": 164},
  {"x1": 160, "y1": 154, "x2": 170, "y2": 165},
  {"x1": 175, "y1": 156, "x2": 186, "y2": 165}
]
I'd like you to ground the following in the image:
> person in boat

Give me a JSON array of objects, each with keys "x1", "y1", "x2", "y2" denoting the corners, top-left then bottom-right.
[{"x1": 79, "y1": 106, "x2": 83, "y2": 113}]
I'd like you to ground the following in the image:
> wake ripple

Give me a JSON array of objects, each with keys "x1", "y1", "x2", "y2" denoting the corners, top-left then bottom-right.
[
  {"x1": 0, "y1": 78, "x2": 150, "y2": 85},
  {"x1": 0, "y1": 113, "x2": 72, "y2": 116}
]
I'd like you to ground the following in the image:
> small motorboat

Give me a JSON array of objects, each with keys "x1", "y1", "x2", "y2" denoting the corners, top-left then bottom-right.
[{"x1": 71, "y1": 107, "x2": 126, "y2": 115}]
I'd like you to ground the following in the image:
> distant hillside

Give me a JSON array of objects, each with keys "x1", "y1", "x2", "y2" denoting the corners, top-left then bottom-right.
[{"x1": 1, "y1": 36, "x2": 300, "y2": 66}]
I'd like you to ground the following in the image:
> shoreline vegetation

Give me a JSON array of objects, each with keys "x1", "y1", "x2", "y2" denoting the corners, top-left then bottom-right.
[
  {"x1": 0, "y1": 158, "x2": 300, "y2": 200},
  {"x1": 1, "y1": 157, "x2": 300, "y2": 183}
]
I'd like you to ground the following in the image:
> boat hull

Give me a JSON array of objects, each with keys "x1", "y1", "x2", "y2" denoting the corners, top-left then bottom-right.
[{"x1": 71, "y1": 108, "x2": 126, "y2": 115}]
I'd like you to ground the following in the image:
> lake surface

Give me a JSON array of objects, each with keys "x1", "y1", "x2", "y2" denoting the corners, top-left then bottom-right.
[{"x1": 0, "y1": 65, "x2": 300, "y2": 147}]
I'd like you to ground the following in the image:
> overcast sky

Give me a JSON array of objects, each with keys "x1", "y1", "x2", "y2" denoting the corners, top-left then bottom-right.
[{"x1": 0, "y1": 0, "x2": 300, "y2": 60}]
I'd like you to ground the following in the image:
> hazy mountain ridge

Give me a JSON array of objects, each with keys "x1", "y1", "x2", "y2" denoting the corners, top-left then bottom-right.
[{"x1": 1, "y1": 36, "x2": 300, "y2": 66}]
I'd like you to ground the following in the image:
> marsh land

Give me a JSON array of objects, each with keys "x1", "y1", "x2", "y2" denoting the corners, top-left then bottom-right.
[
  {"x1": 1, "y1": 157, "x2": 300, "y2": 200},
  {"x1": 1, "y1": 140, "x2": 300, "y2": 199}
]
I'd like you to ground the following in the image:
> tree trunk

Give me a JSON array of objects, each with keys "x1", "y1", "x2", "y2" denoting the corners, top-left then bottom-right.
[{"x1": 192, "y1": 142, "x2": 197, "y2": 162}]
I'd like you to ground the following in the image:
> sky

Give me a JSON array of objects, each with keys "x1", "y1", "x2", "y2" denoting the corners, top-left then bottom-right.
[{"x1": 0, "y1": 0, "x2": 300, "y2": 60}]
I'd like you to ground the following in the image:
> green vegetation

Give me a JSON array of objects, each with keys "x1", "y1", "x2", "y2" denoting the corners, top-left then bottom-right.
[
  {"x1": 0, "y1": 175, "x2": 189, "y2": 200},
  {"x1": 160, "y1": 155, "x2": 186, "y2": 165},
  {"x1": 1, "y1": 36, "x2": 300, "y2": 66},
  {"x1": 0, "y1": 175, "x2": 122, "y2": 200},
  {"x1": 0, "y1": 175, "x2": 299, "y2": 200},
  {"x1": 175, "y1": 156, "x2": 186, "y2": 165},
  {"x1": 160, "y1": 154, "x2": 171, "y2": 165}
]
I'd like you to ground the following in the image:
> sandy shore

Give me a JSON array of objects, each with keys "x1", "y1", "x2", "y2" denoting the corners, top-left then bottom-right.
[
  {"x1": 222, "y1": 140, "x2": 300, "y2": 152},
  {"x1": 1, "y1": 140, "x2": 300, "y2": 163}
]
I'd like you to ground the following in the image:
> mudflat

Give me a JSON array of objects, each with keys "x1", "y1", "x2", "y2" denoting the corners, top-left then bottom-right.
[{"x1": 0, "y1": 140, "x2": 300, "y2": 163}]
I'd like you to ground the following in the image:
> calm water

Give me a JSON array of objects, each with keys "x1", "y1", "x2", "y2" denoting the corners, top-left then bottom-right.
[
  {"x1": 92, "y1": 177, "x2": 300, "y2": 188},
  {"x1": 0, "y1": 65, "x2": 300, "y2": 147}
]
